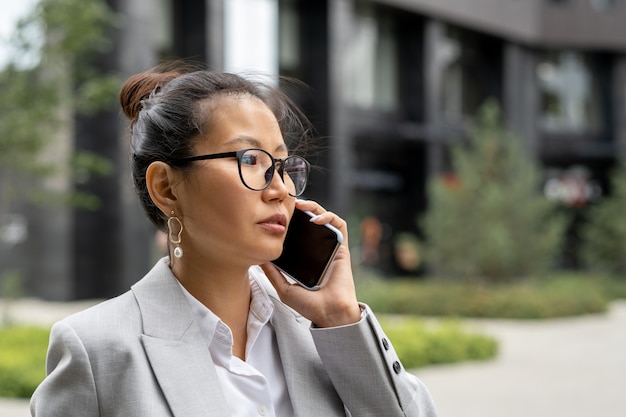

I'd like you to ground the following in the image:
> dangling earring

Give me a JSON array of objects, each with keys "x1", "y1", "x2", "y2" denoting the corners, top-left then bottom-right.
[{"x1": 167, "y1": 211, "x2": 184, "y2": 259}]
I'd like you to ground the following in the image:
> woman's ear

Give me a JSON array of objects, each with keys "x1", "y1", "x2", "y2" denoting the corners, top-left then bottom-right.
[{"x1": 146, "y1": 161, "x2": 181, "y2": 216}]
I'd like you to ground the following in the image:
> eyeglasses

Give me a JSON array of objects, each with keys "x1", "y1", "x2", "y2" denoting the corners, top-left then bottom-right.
[{"x1": 169, "y1": 148, "x2": 310, "y2": 197}]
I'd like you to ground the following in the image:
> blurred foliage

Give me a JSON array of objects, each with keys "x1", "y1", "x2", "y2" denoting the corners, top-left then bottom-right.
[
  {"x1": 0, "y1": 270, "x2": 22, "y2": 326},
  {"x1": 357, "y1": 273, "x2": 613, "y2": 319},
  {"x1": 0, "y1": 319, "x2": 497, "y2": 399},
  {"x1": 600, "y1": 275, "x2": 626, "y2": 299},
  {"x1": 580, "y1": 159, "x2": 626, "y2": 276},
  {"x1": 0, "y1": 0, "x2": 117, "y2": 217},
  {"x1": 380, "y1": 317, "x2": 498, "y2": 369},
  {"x1": 420, "y1": 99, "x2": 567, "y2": 282},
  {"x1": 0, "y1": 270, "x2": 22, "y2": 301},
  {"x1": 0, "y1": 326, "x2": 49, "y2": 398}
]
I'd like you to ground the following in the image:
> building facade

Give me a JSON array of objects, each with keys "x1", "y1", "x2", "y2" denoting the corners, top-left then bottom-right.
[{"x1": 12, "y1": 0, "x2": 626, "y2": 300}]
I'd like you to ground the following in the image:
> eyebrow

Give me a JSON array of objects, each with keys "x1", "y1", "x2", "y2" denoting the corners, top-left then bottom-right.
[{"x1": 224, "y1": 135, "x2": 288, "y2": 153}]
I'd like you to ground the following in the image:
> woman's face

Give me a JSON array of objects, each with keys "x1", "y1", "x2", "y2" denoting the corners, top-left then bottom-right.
[{"x1": 173, "y1": 95, "x2": 296, "y2": 269}]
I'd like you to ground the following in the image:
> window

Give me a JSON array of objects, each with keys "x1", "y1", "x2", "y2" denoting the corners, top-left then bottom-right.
[
  {"x1": 278, "y1": 0, "x2": 300, "y2": 73},
  {"x1": 439, "y1": 26, "x2": 503, "y2": 123},
  {"x1": 537, "y1": 51, "x2": 602, "y2": 132},
  {"x1": 344, "y1": 4, "x2": 398, "y2": 111}
]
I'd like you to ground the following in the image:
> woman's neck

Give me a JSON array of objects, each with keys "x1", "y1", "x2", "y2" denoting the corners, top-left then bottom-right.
[{"x1": 171, "y1": 255, "x2": 252, "y2": 360}]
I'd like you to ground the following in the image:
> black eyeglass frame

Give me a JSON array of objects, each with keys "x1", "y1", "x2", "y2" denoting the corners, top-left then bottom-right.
[{"x1": 168, "y1": 148, "x2": 310, "y2": 197}]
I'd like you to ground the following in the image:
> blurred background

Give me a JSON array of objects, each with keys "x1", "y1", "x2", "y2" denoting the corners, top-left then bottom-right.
[{"x1": 1, "y1": 0, "x2": 626, "y2": 302}]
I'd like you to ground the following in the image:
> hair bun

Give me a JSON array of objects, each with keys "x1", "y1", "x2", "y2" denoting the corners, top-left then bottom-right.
[{"x1": 119, "y1": 69, "x2": 181, "y2": 122}]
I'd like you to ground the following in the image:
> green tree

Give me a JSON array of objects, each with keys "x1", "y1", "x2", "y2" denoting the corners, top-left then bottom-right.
[
  {"x1": 421, "y1": 99, "x2": 566, "y2": 282},
  {"x1": 0, "y1": 0, "x2": 117, "y2": 222},
  {"x1": 580, "y1": 159, "x2": 626, "y2": 275},
  {"x1": 0, "y1": 0, "x2": 117, "y2": 297}
]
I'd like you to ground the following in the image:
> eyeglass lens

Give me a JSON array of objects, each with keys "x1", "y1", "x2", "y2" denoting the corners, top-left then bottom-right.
[{"x1": 239, "y1": 149, "x2": 308, "y2": 196}]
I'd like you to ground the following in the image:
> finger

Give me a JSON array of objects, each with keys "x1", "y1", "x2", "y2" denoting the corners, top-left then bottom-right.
[
  {"x1": 309, "y1": 211, "x2": 349, "y2": 246},
  {"x1": 294, "y1": 200, "x2": 349, "y2": 246},
  {"x1": 295, "y1": 199, "x2": 325, "y2": 215},
  {"x1": 308, "y1": 211, "x2": 336, "y2": 225}
]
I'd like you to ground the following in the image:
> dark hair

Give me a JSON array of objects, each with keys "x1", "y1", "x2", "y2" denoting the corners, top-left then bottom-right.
[{"x1": 119, "y1": 63, "x2": 312, "y2": 230}]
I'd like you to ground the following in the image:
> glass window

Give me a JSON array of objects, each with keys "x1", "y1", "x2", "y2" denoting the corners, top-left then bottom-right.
[
  {"x1": 278, "y1": 0, "x2": 300, "y2": 73},
  {"x1": 439, "y1": 26, "x2": 503, "y2": 124},
  {"x1": 439, "y1": 34, "x2": 462, "y2": 123},
  {"x1": 537, "y1": 51, "x2": 601, "y2": 132},
  {"x1": 344, "y1": 4, "x2": 398, "y2": 111}
]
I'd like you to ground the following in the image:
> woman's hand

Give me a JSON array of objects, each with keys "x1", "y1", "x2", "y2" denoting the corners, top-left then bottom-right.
[{"x1": 261, "y1": 199, "x2": 362, "y2": 328}]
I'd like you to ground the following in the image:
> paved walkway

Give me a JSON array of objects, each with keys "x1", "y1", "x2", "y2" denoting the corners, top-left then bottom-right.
[
  {"x1": 416, "y1": 300, "x2": 626, "y2": 417},
  {"x1": 2, "y1": 299, "x2": 625, "y2": 417}
]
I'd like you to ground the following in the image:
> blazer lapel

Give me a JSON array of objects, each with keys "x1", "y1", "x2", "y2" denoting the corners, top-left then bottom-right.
[{"x1": 132, "y1": 259, "x2": 230, "y2": 417}]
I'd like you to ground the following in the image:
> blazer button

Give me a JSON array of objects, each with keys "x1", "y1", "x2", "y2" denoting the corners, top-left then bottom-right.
[
  {"x1": 382, "y1": 338, "x2": 390, "y2": 351},
  {"x1": 393, "y1": 361, "x2": 402, "y2": 374}
]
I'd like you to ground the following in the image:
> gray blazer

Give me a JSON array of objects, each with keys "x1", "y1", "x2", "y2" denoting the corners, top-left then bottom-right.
[{"x1": 30, "y1": 259, "x2": 437, "y2": 417}]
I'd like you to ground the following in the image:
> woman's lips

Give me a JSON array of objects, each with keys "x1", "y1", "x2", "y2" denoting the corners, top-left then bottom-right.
[{"x1": 258, "y1": 213, "x2": 287, "y2": 233}]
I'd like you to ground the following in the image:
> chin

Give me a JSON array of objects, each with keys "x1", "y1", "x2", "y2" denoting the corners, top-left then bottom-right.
[
  {"x1": 249, "y1": 247, "x2": 282, "y2": 265},
  {"x1": 266, "y1": 246, "x2": 285, "y2": 263}
]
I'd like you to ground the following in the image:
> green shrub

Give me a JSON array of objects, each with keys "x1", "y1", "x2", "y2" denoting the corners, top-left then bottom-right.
[
  {"x1": 420, "y1": 100, "x2": 566, "y2": 282},
  {"x1": 0, "y1": 320, "x2": 496, "y2": 398},
  {"x1": 380, "y1": 317, "x2": 498, "y2": 368},
  {"x1": 601, "y1": 276, "x2": 626, "y2": 299},
  {"x1": 580, "y1": 160, "x2": 626, "y2": 275},
  {"x1": 0, "y1": 326, "x2": 49, "y2": 398},
  {"x1": 357, "y1": 274, "x2": 608, "y2": 319}
]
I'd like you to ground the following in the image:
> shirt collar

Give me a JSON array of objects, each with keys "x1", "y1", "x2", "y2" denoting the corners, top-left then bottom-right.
[{"x1": 175, "y1": 269, "x2": 275, "y2": 349}]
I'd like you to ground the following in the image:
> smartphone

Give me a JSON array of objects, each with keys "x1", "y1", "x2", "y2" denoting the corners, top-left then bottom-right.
[{"x1": 272, "y1": 208, "x2": 344, "y2": 290}]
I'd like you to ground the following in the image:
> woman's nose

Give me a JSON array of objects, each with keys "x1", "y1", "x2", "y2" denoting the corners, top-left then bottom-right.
[{"x1": 265, "y1": 163, "x2": 290, "y2": 197}]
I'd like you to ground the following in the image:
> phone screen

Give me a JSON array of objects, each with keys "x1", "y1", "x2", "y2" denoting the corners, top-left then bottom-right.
[{"x1": 271, "y1": 209, "x2": 343, "y2": 290}]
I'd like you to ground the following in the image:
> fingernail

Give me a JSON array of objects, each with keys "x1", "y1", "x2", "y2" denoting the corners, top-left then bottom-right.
[{"x1": 309, "y1": 214, "x2": 321, "y2": 222}]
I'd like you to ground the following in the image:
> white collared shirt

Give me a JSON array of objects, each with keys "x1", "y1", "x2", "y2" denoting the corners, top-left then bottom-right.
[{"x1": 178, "y1": 273, "x2": 295, "y2": 417}]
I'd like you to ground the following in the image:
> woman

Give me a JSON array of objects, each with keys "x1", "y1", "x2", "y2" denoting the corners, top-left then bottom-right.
[{"x1": 30, "y1": 64, "x2": 437, "y2": 417}]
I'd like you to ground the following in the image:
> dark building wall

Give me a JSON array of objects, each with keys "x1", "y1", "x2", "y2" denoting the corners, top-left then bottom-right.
[
  {"x1": 172, "y1": 0, "x2": 207, "y2": 64},
  {"x1": 69, "y1": 0, "x2": 163, "y2": 300},
  {"x1": 278, "y1": 0, "x2": 331, "y2": 207},
  {"x1": 73, "y1": 0, "x2": 125, "y2": 299},
  {"x1": 15, "y1": 201, "x2": 73, "y2": 301},
  {"x1": 73, "y1": 111, "x2": 123, "y2": 300}
]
